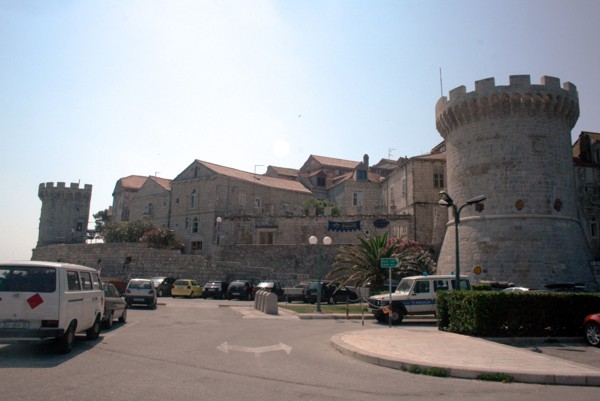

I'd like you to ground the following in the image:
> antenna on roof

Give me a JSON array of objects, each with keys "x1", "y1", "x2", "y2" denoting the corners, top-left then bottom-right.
[
  {"x1": 439, "y1": 67, "x2": 444, "y2": 97},
  {"x1": 155, "y1": 172, "x2": 160, "y2": 177},
  {"x1": 388, "y1": 149, "x2": 395, "y2": 159}
]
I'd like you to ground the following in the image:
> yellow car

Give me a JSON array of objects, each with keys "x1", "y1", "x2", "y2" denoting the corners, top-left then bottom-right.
[{"x1": 171, "y1": 279, "x2": 203, "y2": 298}]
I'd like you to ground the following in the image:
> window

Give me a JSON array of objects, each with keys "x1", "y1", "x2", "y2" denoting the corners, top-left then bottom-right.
[
  {"x1": 185, "y1": 217, "x2": 189, "y2": 229},
  {"x1": 357, "y1": 170, "x2": 367, "y2": 180},
  {"x1": 433, "y1": 280, "x2": 449, "y2": 292},
  {"x1": 353, "y1": 192, "x2": 362, "y2": 207},
  {"x1": 254, "y1": 197, "x2": 262, "y2": 208},
  {"x1": 192, "y1": 217, "x2": 199, "y2": 233},
  {"x1": 0, "y1": 266, "x2": 56, "y2": 293},
  {"x1": 76, "y1": 222, "x2": 83, "y2": 231},
  {"x1": 258, "y1": 231, "x2": 274, "y2": 244},
  {"x1": 413, "y1": 281, "x2": 430, "y2": 294},
  {"x1": 191, "y1": 241, "x2": 202, "y2": 254},
  {"x1": 190, "y1": 190, "x2": 197, "y2": 209},
  {"x1": 592, "y1": 219, "x2": 598, "y2": 239},
  {"x1": 401, "y1": 177, "x2": 407, "y2": 196},
  {"x1": 317, "y1": 176, "x2": 326, "y2": 186},
  {"x1": 81, "y1": 272, "x2": 93, "y2": 290},
  {"x1": 147, "y1": 203, "x2": 154, "y2": 215},
  {"x1": 239, "y1": 193, "x2": 246, "y2": 206},
  {"x1": 67, "y1": 271, "x2": 81, "y2": 291},
  {"x1": 433, "y1": 167, "x2": 444, "y2": 188}
]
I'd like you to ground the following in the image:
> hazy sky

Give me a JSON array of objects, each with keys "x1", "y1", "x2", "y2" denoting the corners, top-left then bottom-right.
[{"x1": 2, "y1": 0, "x2": 599, "y2": 261}]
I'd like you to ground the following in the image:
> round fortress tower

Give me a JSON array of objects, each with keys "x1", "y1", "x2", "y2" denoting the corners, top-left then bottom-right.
[
  {"x1": 435, "y1": 75, "x2": 596, "y2": 289},
  {"x1": 37, "y1": 182, "x2": 93, "y2": 247}
]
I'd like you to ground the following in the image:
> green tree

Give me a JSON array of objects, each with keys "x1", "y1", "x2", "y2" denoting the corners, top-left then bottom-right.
[
  {"x1": 100, "y1": 221, "x2": 154, "y2": 243},
  {"x1": 301, "y1": 198, "x2": 340, "y2": 217},
  {"x1": 328, "y1": 232, "x2": 436, "y2": 292},
  {"x1": 140, "y1": 227, "x2": 184, "y2": 250},
  {"x1": 93, "y1": 209, "x2": 110, "y2": 234}
]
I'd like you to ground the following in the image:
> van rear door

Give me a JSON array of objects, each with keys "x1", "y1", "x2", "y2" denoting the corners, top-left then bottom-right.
[{"x1": 0, "y1": 265, "x2": 60, "y2": 332}]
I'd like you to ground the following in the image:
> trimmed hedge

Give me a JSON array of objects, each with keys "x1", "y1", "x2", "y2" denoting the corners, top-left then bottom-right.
[{"x1": 437, "y1": 291, "x2": 600, "y2": 337}]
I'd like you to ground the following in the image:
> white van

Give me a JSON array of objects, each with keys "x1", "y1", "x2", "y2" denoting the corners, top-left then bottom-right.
[
  {"x1": 0, "y1": 261, "x2": 104, "y2": 353},
  {"x1": 368, "y1": 274, "x2": 471, "y2": 324}
]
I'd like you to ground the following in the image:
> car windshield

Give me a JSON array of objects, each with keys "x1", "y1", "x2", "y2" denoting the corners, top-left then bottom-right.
[
  {"x1": 396, "y1": 279, "x2": 413, "y2": 294},
  {"x1": 128, "y1": 280, "x2": 151, "y2": 289},
  {"x1": 174, "y1": 280, "x2": 188, "y2": 285},
  {"x1": 151, "y1": 278, "x2": 164, "y2": 285}
]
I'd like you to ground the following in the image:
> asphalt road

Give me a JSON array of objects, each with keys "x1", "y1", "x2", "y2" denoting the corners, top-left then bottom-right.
[{"x1": 1, "y1": 298, "x2": 599, "y2": 401}]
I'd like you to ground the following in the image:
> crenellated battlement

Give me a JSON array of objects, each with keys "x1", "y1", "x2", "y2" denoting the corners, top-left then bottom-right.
[
  {"x1": 38, "y1": 182, "x2": 93, "y2": 200},
  {"x1": 436, "y1": 75, "x2": 579, "y2": 137}
]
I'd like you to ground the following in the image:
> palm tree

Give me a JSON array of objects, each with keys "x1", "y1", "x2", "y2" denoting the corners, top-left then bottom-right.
[{"x1": 328, "y1": 232, "x2": 436, "y2": 292}]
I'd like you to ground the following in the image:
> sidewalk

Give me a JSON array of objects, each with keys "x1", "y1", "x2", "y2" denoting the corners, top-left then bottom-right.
[
  {"x1": 331, "y1": 326, "x2": 600, "y2": 387},
  {"x1": 235, "y1": 306, "x2": 600, "y2": 386}
]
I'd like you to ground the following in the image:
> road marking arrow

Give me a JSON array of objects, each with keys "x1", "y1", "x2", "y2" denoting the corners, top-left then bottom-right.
[{"x1": 217, "y1": 342, "x2": 292, "y2": 355}]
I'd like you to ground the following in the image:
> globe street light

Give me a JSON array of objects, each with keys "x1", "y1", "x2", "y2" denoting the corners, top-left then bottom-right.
[
  {"x1": 216, "y1": 217, "x2": 222, "y2": 245},
  {"x1": 438, "y1": 191, "x2": 486, "y2": 290},
  {"x1": 309, "y1": 235, "x2": 332, "y2": 313}
]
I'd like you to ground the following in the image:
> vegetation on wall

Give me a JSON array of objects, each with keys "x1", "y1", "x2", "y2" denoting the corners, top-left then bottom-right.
[
  {"x1": 328, "y1": 232, "x2": 436, "y2": 291},
  {"x1": 93, "y1": 209, "x2": 110, "y2": 234},
  {"x1": 100, "y1": 221, "x2": 183, "y2": 250},
  {"x1": 301, "y1": 198, "x2": 340, "y2": 217}
]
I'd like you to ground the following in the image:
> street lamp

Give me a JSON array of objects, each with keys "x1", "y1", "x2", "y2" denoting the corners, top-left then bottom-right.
[
  {"x1": 438, "y1": 191, "x2": 486, "y2": 290},
  {"x1": 216, "y1": 217, "x2": 222, "y2": 245},
  {"x1": 309, "y1": 235, "x2": 332, "y2": 313}
]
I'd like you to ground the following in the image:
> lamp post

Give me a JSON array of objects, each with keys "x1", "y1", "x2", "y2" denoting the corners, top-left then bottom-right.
[
  {"x1": 309, "y1": 235, "x2": 332, "y2": 313},
  {"x1": 216, "y1": 217, "x2": 222, "y2": 245},
  {"x1": 438, "y1": 191, "x2": 486, "y2": 290}
]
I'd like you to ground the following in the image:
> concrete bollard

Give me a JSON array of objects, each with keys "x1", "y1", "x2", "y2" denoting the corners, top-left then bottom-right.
[{"x1": 264, "y1": 291, "x2": 278, "y2": 315}]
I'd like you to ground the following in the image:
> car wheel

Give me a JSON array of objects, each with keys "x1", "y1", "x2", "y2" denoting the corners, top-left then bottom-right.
[
  {"x1": 158, "y1": 289, "x2": 164, "y2": 297},
  {"x1": 189, "y1": 291, "x2": 194, "y2": 299},
  {"x1": 585, "y1": 322, "x2": 600, "y2": 347},
  {"x1": 389, "y1": 309, "x2": 404, "y2": 325},
  {"x1": 86, "y1": 316, "x2": 101, "y2": 341},
  {"x1": 118, "y1": 308, "x2": 127, "y2": 323},
  {"x1": 56, "y1": 321, "x2": 76, "y2": 354},
  {"x1": 103, "y1": 311, "x2": 114, "y2": 329}
]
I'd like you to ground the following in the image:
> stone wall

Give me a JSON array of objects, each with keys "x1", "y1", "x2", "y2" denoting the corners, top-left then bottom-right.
[{"x1": 31, "y1": 242, "x2": 342, "y2": 287}]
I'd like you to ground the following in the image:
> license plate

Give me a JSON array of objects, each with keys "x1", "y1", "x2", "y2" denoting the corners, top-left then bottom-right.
[
  {"x1": 1, "y1": 320, "x2": 31, "y2": 329},
  {"x1": 133, "y1": 298, "x2": 145, "y2": 302},
  {"x1": 232, "y1": 292, "x2": 240, "y2": 296}
]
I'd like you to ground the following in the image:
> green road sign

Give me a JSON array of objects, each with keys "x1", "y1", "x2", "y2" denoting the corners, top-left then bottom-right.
[{"x1": 380, "y1": 258, "x2": 399, "y2": 268}]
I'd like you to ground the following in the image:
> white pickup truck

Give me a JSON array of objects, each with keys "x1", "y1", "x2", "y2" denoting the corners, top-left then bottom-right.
[{"x1": 368, "y1": 275, "x2": 471, "y2": 324}]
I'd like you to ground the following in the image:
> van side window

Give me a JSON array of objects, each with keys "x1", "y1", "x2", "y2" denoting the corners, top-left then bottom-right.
[
  {"x1": 81, "y1": 272, "x2": 93, "y2": 291},
  {"x1": 433, "y1": 280, "x2": 449, "y2": 292},
  {"x1": 67, "y1": 271, "x2": 81, "y2": 291},
  {"x1": 91, "y1": 273, "x2": 101, "y2": 290},
  {"x1": 414, "y1": 281, "x2": 430, "y2": 294}
]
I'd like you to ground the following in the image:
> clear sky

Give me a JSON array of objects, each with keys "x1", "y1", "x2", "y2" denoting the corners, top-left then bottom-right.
[{"x1": 2, "y1": 0, "x2": 599, "y2": 261}]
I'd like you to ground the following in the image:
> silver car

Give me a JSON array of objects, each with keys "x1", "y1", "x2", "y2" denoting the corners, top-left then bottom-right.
[{"x1": 124, "y1": 278, "x2": 157, "y2": 309}]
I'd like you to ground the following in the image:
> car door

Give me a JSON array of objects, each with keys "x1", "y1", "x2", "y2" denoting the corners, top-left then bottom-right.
[{"x1": 405, "y1": 279, "x2": 435, "y2": 314}]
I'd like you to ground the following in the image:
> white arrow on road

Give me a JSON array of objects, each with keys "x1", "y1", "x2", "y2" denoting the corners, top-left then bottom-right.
[{"x1": 217, "y1": 342, "x2": 292, "y2": 355}]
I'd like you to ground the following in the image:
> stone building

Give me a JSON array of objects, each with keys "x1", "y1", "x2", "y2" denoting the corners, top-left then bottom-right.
[
  {"x1": 111, "y1": 175, "x2": 147, "y2": 222},
  {"x1": 435, "y1": 75, "x2": 597, "y2": 290},
  {"x1": 128, "y1": 176, "x2": 172, "y2": 228},
  {"x1": 37, "y1": 182, "x2": 92, "y2": 246},
  {"x1": 382, "y1": 146, "x2": 448, "y2": 253}
]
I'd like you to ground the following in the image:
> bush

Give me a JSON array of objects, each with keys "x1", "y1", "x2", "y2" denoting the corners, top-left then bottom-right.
[{"x1": 437, "y1": 291, "x2": 600, "y2": 337}]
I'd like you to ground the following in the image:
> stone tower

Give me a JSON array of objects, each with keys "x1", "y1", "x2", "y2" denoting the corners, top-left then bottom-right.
[
  {"x1": 37, "y1": 182, "x2": 93, "y2": 247},
  {"x1": 435, "y1": 75, "x2": 597, "y2": 290}
]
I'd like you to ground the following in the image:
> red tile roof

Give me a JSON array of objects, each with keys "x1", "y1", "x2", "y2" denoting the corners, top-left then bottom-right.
[
  {"x1": 198, "y1": 160, "x2": 312, "y2": 193},
  {"x1": 309, "y1": 155, "x2": 360, "y2": 169},
  {"x1": 118, "y1": 175, "x2": 147, "y2": 190},
  {"x1": 148, "y1": 176, "x2": 172, "y2": 191}
]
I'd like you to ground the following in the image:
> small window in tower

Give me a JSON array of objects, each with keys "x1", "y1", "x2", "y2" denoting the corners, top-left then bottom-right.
[
  {"x1": 192, "y1": 217, "x2": 199, "y2": 233},
  {"x1": 76, "y1": 222, "x2": 83, "y2": 231}
]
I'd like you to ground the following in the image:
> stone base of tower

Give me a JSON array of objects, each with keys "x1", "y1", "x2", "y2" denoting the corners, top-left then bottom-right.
[{"x1": 436, "y1": 216, "x2": 599, "y2": 292}]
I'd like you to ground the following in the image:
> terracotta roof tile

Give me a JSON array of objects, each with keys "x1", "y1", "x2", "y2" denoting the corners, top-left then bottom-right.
[
  {"x1": 119, "y1": 175, "x2": 147, "y2": 190},
  {"x1": 199, "y1": 160, "x2": 312, "y2": 193}
]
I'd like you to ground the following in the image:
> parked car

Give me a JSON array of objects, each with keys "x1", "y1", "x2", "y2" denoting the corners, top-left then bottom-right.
[
  {"x1": 172, "y1": 279, "x2": 203, "y2": 298},
  {"x1": 284, "y1": 281, "x2": 309, "y2": 303},
  {"x1": 202, "y1": 280, "x2": 229, "y2": 299},
  {"x1": 304, "y1": 281, "x2": 358, "y2": 304},
  {"x1": 125, "y1": 278, "x2": 157, "y2": 309},
  {"x1": 150, "y1": 277, "x2": 177, "y2": 297},
  {"x1": 226, "y1": 280, "x2": 255, "y2": 300},
  {"x1": 502, "y1": 286, "x2": 530, "y2": 292},
  {"x1": 584, "y1": 313, "x2": 600, "y2": 347},
  {"x1": 101, "y1": 282, "x2": 127, "y2": 329},
  {"x1": 254, "y1": 281, "x2": 285, "y2": 301}
]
